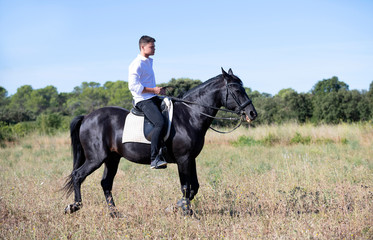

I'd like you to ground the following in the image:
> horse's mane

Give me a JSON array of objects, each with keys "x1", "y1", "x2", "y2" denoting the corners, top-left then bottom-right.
[
  {"x1": 181, "y1": 75, "x2": 222, "y2": 99},
  {"x1": 181, "y1": 73, "x2": 244, "y2": 100}
]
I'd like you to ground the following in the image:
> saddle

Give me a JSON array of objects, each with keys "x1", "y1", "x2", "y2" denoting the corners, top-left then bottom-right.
[{"x1": 122, "y1": 97, "x2": 173, "y2": 144}]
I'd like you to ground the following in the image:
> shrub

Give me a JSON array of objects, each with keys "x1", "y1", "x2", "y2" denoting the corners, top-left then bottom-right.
[
  {"x1": 290, "y1": 132, "x2": 311, "y2": 145},
  {"x1": 0, "y1": 121, "x2": 13, "y2": 144},
  {"x1": 36, "y1": 113, "x2": 63, "y2": 135},
  {"x1": 231, "y1": 136, "x2": 260, "y2": 147},
  {"x1": 260, "y1": 133, "x2": 280, "y2": 146},
  {"x1": 12, "y1": 121, "x2": 37, "y2": 137},
  {"x1": 60, "y1": 116, "x2": 73, "y2": 132}
]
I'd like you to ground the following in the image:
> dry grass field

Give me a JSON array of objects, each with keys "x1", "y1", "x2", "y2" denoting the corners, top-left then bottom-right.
[{"x1": 1, "y1": 123, "x2": 372, "y2": 239}]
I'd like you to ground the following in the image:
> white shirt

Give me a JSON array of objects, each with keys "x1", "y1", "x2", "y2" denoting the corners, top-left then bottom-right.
[{"x1": 128, "y1": 54, "x2": 156, "y2": 105}]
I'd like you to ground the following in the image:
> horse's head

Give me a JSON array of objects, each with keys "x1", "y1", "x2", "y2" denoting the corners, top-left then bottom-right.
[{"x1": 221, "y1": 68, "x2": 257, "y2": 123}]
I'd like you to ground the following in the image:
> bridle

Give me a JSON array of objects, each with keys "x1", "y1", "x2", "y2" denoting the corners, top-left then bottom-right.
[
  {"x1": 225, "y1": 81, "x2": 252, "y2": 115},
  {"x1": 165, "y1": 80, "x2": 253, "y2": 134}
]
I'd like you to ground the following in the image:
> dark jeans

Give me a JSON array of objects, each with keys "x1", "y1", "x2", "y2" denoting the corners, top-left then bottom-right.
[{"x1": 136, "y1": 97, "x2": 166, "y2": 160}]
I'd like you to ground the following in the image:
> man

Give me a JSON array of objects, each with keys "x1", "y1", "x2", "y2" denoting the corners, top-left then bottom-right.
[{"x1": 128, "y1": 35, "x2": 167, "y2": 169}]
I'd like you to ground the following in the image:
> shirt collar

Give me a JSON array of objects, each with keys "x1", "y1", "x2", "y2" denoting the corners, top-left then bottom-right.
[{"x1": 138, "y1": 54, "x2": 152, "y2": 61}]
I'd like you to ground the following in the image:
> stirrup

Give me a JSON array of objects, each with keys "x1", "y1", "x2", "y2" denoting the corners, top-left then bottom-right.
[{"x1": 150, "y1": 154, "x2": 167, "y2": 169}]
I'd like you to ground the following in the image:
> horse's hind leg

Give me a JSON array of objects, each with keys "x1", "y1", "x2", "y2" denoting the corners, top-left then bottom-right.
[
  {"x1": 65, "y1": 160, "x2": 104, "y2": 214},
  {"x1": 101, "y1": 155, "x2": 121, "y2": 218}
]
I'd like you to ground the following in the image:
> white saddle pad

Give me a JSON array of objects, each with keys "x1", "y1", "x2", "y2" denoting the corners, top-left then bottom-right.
[{"x1": 122, "y1": 98, "x2": 173, "y2": 144}]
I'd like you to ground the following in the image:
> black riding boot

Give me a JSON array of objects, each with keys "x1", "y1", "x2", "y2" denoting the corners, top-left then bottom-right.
[{"x1": 150, "y1": 147, "x2": 167, "y2": 169}]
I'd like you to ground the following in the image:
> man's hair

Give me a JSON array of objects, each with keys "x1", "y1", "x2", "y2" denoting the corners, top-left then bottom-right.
[{"x1": 139, "y1": 35, "x2": 156, "y2": 50}]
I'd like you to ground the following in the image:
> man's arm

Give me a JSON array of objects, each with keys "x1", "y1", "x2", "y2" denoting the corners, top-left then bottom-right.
[
  {"x1": 128, "y1": 64, "x2": 145, "y2": 95},
  {"x1": 142, "y1": 87, "x2": 165, "y2": 95}
]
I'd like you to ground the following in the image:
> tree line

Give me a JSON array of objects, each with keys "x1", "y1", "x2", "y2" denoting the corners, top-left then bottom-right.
[
  {"x1": 250, "y1": 77, "x2": 373, "y2": 125},
  {"x1": 0, "y1": 76, "x2": 372, "y2": 140}
]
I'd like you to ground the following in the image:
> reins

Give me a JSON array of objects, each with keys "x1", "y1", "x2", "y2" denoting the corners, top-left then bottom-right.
[
  {"x1": 167, "y1": 96, "x2": 244, "y2": 134},
  {"x1": 167, "y1": 96, "x2": 242, "y2": 119}
]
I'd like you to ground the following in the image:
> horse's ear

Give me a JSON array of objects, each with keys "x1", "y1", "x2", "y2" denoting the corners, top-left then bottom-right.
[
  {"x1": 221, "y1": 67, "x2": 228, "y2": 77},
  {"x1": 228, "y1": 68, "x2": 233, "y2": 76}
]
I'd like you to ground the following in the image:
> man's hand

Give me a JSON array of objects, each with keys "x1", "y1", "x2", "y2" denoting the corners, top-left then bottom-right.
[
  {"x1": 153, "y1": 87, "x2": 166, "y2": 95},
  {"x1": 159, "y1": 87, "x2": 166, "y2": 95}
]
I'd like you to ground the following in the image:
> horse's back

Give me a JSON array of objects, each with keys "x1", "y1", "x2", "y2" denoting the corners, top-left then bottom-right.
[{"x1": 83, "y1": 106, "x2": 129, "y2": 123}]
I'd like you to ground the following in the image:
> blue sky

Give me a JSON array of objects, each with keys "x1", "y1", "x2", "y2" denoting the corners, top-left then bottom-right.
[{"x1": 1, "y1": 0, "x2": 372, "y2": 96}]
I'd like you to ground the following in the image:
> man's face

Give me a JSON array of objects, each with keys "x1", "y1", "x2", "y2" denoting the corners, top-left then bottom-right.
[{"x1": 141, "y1": 42, "x2": 155, "y2": 57}]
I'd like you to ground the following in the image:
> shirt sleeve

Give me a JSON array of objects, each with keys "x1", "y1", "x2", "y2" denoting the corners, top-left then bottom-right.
[{"x1": 128, "y1": 62, "x2": 145, "y2": 95}]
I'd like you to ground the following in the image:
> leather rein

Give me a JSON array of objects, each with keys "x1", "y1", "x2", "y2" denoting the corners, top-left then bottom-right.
[{"x1": 165, "y1": 82, "x2": 252, "y2": 134}]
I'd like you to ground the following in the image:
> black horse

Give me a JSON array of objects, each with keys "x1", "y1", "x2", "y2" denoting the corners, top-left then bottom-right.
[{"x1": 63, "y1": 68, "x2": 257, "y2": 216}]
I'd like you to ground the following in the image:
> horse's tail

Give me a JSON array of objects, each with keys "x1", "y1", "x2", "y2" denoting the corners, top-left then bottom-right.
[{"x1": 62, "y1": 115, "x2": 85, "y2": 198}]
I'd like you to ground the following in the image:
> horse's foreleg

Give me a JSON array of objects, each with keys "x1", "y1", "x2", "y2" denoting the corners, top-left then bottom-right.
[
  {"x1": 177, "y1": 159, "x2": 194, "y2": 215},
  {"x1": 189, "y1": 159, "x2": 199, "y2": 201},
  {"x1": 101, "y1": 157, "x2": 121, "y2": 218}
]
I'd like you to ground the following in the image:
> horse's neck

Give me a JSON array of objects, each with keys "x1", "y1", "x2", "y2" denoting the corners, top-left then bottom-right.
[
  {"x1": 181, "y1": 78, "x2": 225, "y2": 131},
  {"x1": 183, "y1": 77, "x2": 224, "y2": 109}
]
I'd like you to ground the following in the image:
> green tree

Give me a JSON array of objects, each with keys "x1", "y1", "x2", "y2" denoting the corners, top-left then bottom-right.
[
  {"x1": 294, "y1": 93, "x2": 313, "y2": 123},
  {"x1": 274, "y1": 88, "x2": 298, "y2": 123},
  {"x1": 311, "y1": 76, "x2": 349, "y2": 95},
  {"x1": 104, "y1": 81, "x2": 133, "y2": 109},
  {"x1": 0, "y1": 87, "x2": 10, "y2": 122},
  {"x1": 252, "y1": 93, "x2": 277, "y2": 125},
  {"x1": 341, "y1": 90, "x2": 362, "y2": 122},
  {"x1": 28, "y1": 86, "x2": 59, "y2": 115},
  {"x1": 277, "y1": 88, "x2": 297, "y2": 98},
  {"x1": 368, "y1": 81, "x2": 373, "y2": 120},
  {"x1": 67, "y1": 82, "x2": 108, "y2": 115},
  {"x1": 312, "y1": 77, "x2": 350, "y2": 123},
  {"x1": 7, "y1": 85, "x2": 34, "y2": 122},
  {"x1": 56, "y1": 92, "x2": 72, "y2": 115},
  {"x1": 312, "y1": 90, "x2": 363, "y2": 124},
  {"x1": 0, "y1": 87, "x2": 7, "y2": 103},
  {"x1": 159, "y1": 78, "x2": 202, "y2": 97}
]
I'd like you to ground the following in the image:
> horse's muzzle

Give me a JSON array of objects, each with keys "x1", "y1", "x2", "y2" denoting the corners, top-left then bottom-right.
[{"x1": 244, "y1": 109, "x2": 257, "y2": 123}]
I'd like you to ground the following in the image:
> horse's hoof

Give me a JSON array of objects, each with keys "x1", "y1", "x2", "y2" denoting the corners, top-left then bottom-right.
[
  {"x1": 64, "y1": 202, "x2": 82, "y2": 214},
  {"x1": 64, "y1": 204, "x2": 73, "y2": 214},
  {"x1": 177, "y1": 198, "x2": 190, "y2": 208},
  {"x1": 176, "y1": 198, "x2": 193, "y2": 216}
]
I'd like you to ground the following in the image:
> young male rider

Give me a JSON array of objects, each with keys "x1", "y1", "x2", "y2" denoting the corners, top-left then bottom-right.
[{"x1": 128, "y1": 35, "x2": 167, "y2": 169}]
